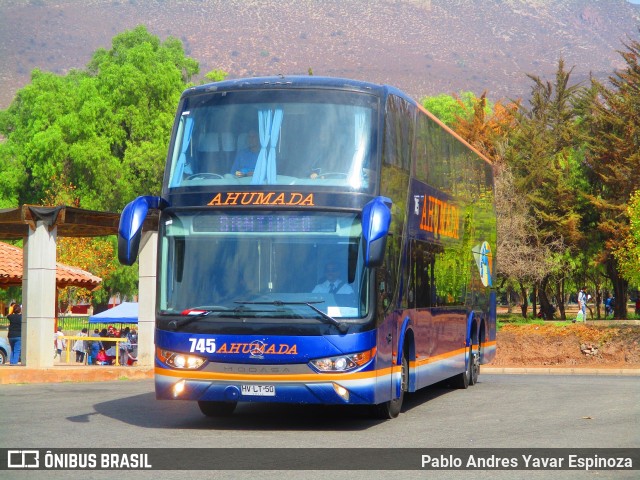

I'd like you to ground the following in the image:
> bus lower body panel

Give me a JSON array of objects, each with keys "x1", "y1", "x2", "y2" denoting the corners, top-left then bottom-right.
[
  {"x1": 155, "y1": 365, "x2": 401, "y2": 405},
  {"x1": 410, "y1": 346, "x2": 467, "y2": 391},
  {"x1": 480, "y1": 339, "x2": 497, "y2": 364}
]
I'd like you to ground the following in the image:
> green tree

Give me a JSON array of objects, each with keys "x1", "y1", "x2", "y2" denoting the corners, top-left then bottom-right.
[
  {"x1": 505, "y1": 59, "x2": 584, "y2": 319},
  {"x1": 421, "y1": 92, "x2": 482, "y2": 128},
  {"x1": 0, "y1": 26, "x2": 199, "y2": 308},
  {"x1": 0, "y1": 26, "x2": 199, "y2": 211},
  {"x1": 580, "y1": 37, "x2": 640, "y2": 318},
  {"x1": 617, "y1": 190, "x2": 640, "y2": 288},
  {"x1": 204, "y1": 69, "x2": 228, "y2": 83}
]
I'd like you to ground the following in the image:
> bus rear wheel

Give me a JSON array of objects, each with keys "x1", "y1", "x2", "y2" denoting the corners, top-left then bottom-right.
[
  {"x1": 470, "y1": 348, "x2": 479, "y2": 386},
  {"x1": 373, "y1": 351, "x2": 408, "y2": 419},
  {"x1": 452, "y1": 344, "x2": 475, "y2": 389},
  {"x1": 198, "y1": 400, "x2": 237, "y2": 417}
]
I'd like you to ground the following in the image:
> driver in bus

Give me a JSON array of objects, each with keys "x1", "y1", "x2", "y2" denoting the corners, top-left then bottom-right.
[
  {"x1": 231, "y1": 129, "x2": 260, "y2": 177},
  {"x1": 312, "y1": 262, "x2": 354, "y2": 294}
]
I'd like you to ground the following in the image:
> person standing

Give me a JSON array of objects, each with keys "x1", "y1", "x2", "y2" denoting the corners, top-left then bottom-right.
[
  {"x1": 118, "y1": 327, "x2": 131, "y2": 366},
  {"x1": 7, "y1": 304, "x2": 22, "y2": 365},
  {"x1": 129, "y1": 328, "x2": 138, "y2": 360},
  {"x1": 54, "y1": 327, "x2": 66, "y2": 360},
  {"x1": 87, "y1": 329, "x2": 102, "y2": 365},
  {"x1": 576, "y1": 286, "x2": 588, "y2": 323},
  {"x1": 72, "y1": 328, "x2": 88, "y2": 363},
  {"x1": 604, "y1": 294, "x2": 613, "y2": 318}
]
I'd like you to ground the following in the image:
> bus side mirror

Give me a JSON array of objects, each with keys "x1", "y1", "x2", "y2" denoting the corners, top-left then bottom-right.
[
  {"x1": 118, "y1": 196, "x2": 165, "y2": 266},
  {"x1": 362, "y1": 196, "x2": 392, "y2": 268}
]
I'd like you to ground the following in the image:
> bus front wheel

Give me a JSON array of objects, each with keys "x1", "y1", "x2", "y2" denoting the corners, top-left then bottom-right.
[
  {"x1": 198, "y1": 400, "x2": 237, "y2": 417},
  {"x1": 373, "y1": 351, "x2": 408, "y2": 419}
]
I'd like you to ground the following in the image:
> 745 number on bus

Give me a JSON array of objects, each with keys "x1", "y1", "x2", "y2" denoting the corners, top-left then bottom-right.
[{"x1": 189, "y1": 338, "x2": 216, "y2": 353}]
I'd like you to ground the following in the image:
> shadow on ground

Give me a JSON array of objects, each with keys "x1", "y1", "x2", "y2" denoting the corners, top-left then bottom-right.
[{"x1": 91, "y1": 381, "x2": 457, "y2": 431}]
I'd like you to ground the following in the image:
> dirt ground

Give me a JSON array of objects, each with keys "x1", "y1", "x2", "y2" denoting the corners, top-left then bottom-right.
[{"x1": 489, "y1": 323, "x2": 640, "y2": 368}]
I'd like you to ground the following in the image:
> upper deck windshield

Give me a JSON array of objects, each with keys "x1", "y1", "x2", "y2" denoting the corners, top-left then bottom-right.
[
  {"x1": 158, "y1": 210, "x2": 370, "y2": 324},
  {"x1": 166, "y1": 88, "x2": 378, "y2": 192}
]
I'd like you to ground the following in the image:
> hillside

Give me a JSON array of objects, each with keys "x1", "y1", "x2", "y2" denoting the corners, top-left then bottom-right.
[{"x1": 0, "y1": 0, "x2": 639, "y2": 109}]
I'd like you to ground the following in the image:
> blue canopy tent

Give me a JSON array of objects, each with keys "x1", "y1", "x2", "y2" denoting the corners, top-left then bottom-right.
[{"x1": 89, "y1": 302, "x2": 138, "y2": 324}]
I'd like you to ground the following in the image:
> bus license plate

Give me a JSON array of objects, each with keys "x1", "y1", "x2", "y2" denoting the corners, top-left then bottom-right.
[{"x1": 241, "y1": 385, "x2": 275, "y2": 396}]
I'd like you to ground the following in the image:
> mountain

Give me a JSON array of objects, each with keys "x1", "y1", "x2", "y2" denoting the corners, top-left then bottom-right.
[{"x1": 0, "y1": 0, "x2": 638, "y2": 109}]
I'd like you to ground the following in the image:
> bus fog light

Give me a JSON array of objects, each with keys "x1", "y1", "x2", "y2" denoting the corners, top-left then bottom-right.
[
  {"x1": 333, "y1": 383, "x2": 349, "y2": 401},
  {"x1": 173, "y1": 380, "x2": 186, "y2": 397}
]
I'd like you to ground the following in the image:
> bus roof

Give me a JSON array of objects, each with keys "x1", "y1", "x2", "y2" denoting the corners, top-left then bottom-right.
[
  {"x1": 182, "y1": 75, "x2": 392, "y2": 99},
  {"x1": 181, "y1": 75, "x2": 492, "y2": 167}
]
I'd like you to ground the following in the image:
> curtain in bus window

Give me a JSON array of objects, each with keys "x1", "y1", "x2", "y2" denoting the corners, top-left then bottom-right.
[
  {"x1": 170, "y1": 116, "x2": 194, "y2": 187},
  {"x1": 252, "y1": 107, "x2": 284, "y2": 185},
  {"x1": 349, "y1": 107, "x2": 368, "y2": 189}
]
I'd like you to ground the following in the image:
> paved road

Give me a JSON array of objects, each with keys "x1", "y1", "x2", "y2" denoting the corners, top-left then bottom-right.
[{"x1": 1, "y1": 374, "x2": 638, "y2": 480}]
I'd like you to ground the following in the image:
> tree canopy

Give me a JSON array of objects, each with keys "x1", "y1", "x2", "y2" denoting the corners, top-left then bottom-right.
[
  {"x1": 578, "y1": 38, "x2": 640, "y2": 316},
  {"x1": 421, "y1": 91, "x2": 484, "y2": 128},
  {"x1": 618, "y1": 190, "x2": 640, "y2": 287},
  {"x1": 0, "y1": 25, "x2": 198, "y2": 212},
  {"x1": 0, "y1": 26, "x2": 199, "y2": 306}
]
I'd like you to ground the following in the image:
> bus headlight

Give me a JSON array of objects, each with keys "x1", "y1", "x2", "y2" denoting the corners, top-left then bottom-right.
[
  {"x1": 309, "y1": 347, "x2": 376, "y2": 372},
  {"x1": 157, "y1": 347, "x2": 207, "y2": 369}
]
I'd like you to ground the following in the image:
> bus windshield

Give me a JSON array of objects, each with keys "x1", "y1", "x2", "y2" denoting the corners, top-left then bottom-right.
[
  {"x1": 166, "y1": 89, "x2": 378, "y2": 191},
  {"x1": 158, "y1": 210, "x2": 370, "y2": 321}
]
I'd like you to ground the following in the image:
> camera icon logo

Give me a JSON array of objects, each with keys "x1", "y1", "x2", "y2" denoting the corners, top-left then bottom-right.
[{"x1": 7, "y1": 450, "x2": 39, "y2": 468}]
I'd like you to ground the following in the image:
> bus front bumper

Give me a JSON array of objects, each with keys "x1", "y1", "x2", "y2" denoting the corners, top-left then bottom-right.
[{"x1": 154, "y1": 368, "x2": 397, "y2": 406}]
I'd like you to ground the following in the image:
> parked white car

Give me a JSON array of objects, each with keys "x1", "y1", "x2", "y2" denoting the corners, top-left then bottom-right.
[{"x1": 0, "y1": 337, "x2": 12, "y2": 364}]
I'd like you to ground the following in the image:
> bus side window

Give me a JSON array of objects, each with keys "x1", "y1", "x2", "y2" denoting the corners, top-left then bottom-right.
[
  {"x1": 406, "y1": 239, "x2": 438, "y2": 309},
  {"x1": 377, "y1": 234, "x2": 399, "y2": 317}
]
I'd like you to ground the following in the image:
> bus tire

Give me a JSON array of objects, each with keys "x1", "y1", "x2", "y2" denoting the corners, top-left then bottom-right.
[
  {"x1": 198, "y1": 400, "x2": 237, "y2": 417},
  {"x1": 470, "y1": 347, "x2": 479, "y2": 386},
  {"x1": 451, "y1": 344, "x2": 473, "y2": 389},
  {"x1": 373, "y1": 350, "x2": 408, "y2": 419}
]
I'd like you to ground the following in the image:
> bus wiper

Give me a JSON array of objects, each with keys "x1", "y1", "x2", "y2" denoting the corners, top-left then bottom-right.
[
  {"x1": 236, "y1": 300, "x2": 349, "y2": 333},
  {"x1": 168, "y1": 306, "x2": 239, "y2": 330}
]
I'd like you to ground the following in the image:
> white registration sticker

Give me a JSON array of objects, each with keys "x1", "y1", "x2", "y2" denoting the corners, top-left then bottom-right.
[{"x1": 241, "y1": 385, "x2": 276, "y2": 396}]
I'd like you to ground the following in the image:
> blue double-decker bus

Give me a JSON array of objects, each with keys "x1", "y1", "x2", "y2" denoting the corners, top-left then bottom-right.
[{"x1": 118, "y1": 76, "x2": 496, "y2": 419}]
